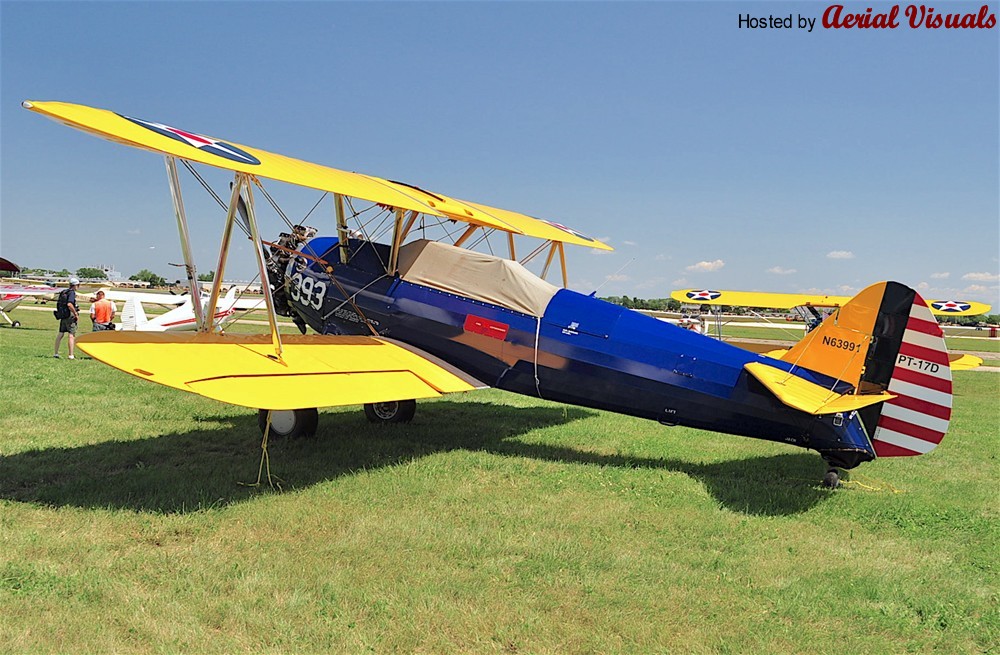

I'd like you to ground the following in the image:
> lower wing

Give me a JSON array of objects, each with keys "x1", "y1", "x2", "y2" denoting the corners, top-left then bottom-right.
[{"x1": 77, "y1": 331, "x2": 485, "y2": 410}]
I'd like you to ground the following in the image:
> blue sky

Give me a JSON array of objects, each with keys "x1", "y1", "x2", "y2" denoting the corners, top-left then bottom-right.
[{"x1": 2, "y1": 1, "x2": 997, "y2": 307}]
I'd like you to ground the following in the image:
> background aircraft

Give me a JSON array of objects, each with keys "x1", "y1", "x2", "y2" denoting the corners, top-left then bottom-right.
[
  {"x1": 672, "y1": 288, "x2": 991, "y2": 319},
  {"x1": 25, "y1": 100, "x2": 957, "y2": 487},
  {"x1": 90, "y1": 287, "x2": 264, "y2": 331},
  {"x1": 1, "y1": 257, "x2": 60, "y2": 327},
  {"x1": 671, "y1": 288, "x2": 990, "y2": 370}
]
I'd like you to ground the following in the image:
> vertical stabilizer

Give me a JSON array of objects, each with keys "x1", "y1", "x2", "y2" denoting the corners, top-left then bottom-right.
[
  {"x1": 120, "y1": 297, "x2": 148, "y2": 331},
  {"x1": 870, "y1": 293, "x2": 952, "y2": 457},
  {"x1": 780, "y1": 282, "x2": 952, "y2": 457}
]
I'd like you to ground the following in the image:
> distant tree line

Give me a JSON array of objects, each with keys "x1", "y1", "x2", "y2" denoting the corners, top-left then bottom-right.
[
  {"x1": 130, "y1": 269, "x2": 168, "y2": 287},
  {"x1": 601, "y1": 296, "x2": 682, "y2": 312}
]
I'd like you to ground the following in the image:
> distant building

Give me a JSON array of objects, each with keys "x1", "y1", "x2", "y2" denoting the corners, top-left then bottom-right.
[{"x1": 94, "y1": 264, "x2": 123, "y2": 282}]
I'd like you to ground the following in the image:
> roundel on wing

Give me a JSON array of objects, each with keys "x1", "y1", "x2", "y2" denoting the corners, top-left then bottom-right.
[
  {"x1": 932, "y1": 300, "x2": 970, "y2": 313},
  {"x1": 119, "y1": 114, "x2": 261, "y2": 166},
  {"x1": 686, "y1": 290, "x2": 722, "y2": 301}
]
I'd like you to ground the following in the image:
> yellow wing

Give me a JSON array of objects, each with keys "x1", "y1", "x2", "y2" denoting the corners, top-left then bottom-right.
[
  {"x1": 672, "y1": 289, "x2": 851, "y2": 309},
  {"x1": 671, "y1": 288, "x2": 991, "y2": 317},
  {"x1": 22, "y1": 100, "x2": 610, "y2": 251},
  {"x1": 76, "y1": 332, "x2": 484, "y2": 410}
]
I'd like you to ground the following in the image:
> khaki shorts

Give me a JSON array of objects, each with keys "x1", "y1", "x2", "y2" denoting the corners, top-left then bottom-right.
[{"x1": 59, "y1": 317, "x2": 77, "y2": 335}]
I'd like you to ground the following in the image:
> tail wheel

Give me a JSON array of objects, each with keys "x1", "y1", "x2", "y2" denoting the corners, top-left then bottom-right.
[
  {"x1": 364, "y1": 400, "x2": 416, "y2": 424},
  {"x1": 822, "y1": 468, "x2": 841, "y2": 489},
  {"x1": 258, "y1": 408, "x2": 318, "y2": 438}
]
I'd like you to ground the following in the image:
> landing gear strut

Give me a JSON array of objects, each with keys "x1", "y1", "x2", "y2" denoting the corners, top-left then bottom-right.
[
  {"x1": 364, "y1": 400, "x2": 416, "y2": 424},
  {"x1": 257, "y1": 408, "x2": 319, "y2": 438}
]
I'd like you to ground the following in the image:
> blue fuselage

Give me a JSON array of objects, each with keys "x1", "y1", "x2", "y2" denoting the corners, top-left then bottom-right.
[{"x1": 284, "y1": 240, "x2": 874, "y2": 467}]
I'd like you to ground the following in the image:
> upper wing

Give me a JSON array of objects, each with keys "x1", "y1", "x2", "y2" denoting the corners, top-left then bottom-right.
[
  {"x1": 671, "y1": 288, "x2": 991, "y2": 317},
  {"x1": 76, "y1": 331, "x2": 485, "y2": 410},
  {"x1": 23, "y1": 100, "x2": 610, "y2": 251}
]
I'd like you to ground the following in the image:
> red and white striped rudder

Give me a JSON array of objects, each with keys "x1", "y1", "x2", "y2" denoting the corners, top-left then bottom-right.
[{"x1": 872, "y1": 293, "x2": 952, "y2": 457}]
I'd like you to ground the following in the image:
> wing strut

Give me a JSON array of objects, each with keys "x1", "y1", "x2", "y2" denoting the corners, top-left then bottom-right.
[
  {"x1": 164, "y1": 156, "x2": 206, "y2": 330},
  {"x1": 203, "y1": 174, "x2": 244, "y2": 328},
  {"x1": 239, "y1": 174, "x2": 284, "y2": 358},
  {"x1": 334, "y1": 193, "x2": 349, "y2": 264}
]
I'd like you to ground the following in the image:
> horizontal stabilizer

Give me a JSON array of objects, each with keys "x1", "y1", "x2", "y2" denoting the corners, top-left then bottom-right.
[
  {"x1": 745, "y1": 362, "x2": 894, "y2": 415},
  {"x1": 77, "y1": 332, "x2": 485, "y2": 410}
]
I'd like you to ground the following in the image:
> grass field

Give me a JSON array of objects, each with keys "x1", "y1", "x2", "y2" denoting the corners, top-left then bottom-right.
[{"x1": 1, "y1": 309, "x2": 997, "y2": 654}]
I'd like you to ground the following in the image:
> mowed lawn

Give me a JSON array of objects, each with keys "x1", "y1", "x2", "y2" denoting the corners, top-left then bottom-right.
[{"x1": 1, "y1": 309, "x2": 997, "y2": 654}]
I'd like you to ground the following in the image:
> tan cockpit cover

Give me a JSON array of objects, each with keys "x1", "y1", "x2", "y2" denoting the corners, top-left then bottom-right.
[{"x1": 397, "y1": 240, "x2": 559, "y2": 318}]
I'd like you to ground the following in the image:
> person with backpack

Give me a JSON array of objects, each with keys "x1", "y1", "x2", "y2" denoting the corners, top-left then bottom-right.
[{"x1": 53, "y1": 277, "x2": 80, "y2": 359}]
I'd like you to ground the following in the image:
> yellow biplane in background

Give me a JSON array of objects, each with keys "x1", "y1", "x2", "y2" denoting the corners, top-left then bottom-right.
[
  {"x1": 671, "y1": 288, "x2": 991, "y2": 371},
  {"x1": 23, "y1": 100, "x2": 960, "y2": 487}
]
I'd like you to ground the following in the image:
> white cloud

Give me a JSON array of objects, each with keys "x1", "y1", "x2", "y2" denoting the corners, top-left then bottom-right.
[
  {"x1": 685, "y1": 259, "x2": 725, "y2": 272},
  {"x1": 654, "y1": 253, "x2": 671, "y2": 262},
  {"x1": 930, "y1": 272, "x2": 950, "y2": 279},
  {"x1": 672, "y1": 277, "x2": 688, "y2": 287},
  {"x1": 606, "y1": 274, "x2": 630, "y2": 282},
  {"x1": 826, "y1": 250, "x2": 855, "y2": 260},
  {"x1": 126, "y1": 228, "x2": 141, "y2": 236},
  {"x1": 590, "y1": 248, "x2": 613, "y2": 256},
  {"x1": 962, "y1": 284, "x2": 991, "y2": 294},
  {"x1": 962, "y1": 272, "x2": 998, "y2": 282},
  {"x1": 838, "y1": 285, "x2": 858, "y2": 294},
  {"x1": 622, "y1": 240, "x2": 638, "y2": 247},
  {"x1": 766, "y1": 266, "x2": 796, "y2": 275}
]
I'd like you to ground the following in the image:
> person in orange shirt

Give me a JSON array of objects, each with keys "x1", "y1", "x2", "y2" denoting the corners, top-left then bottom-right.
[{"x1": 89, "y1": 290, "x2": 117, "y2": 331}]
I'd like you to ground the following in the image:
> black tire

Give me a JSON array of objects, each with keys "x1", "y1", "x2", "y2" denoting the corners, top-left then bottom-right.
[
  {"x1": 822, "y1": 469, "x2": 841, "y2": 489},
  {"x1": 258, "y1": 408, "x2": 319, "y2": 438},
  {"x1": 12, "y1": 321, "x2": 20, "y2": 328},
  {"x1": 364, "y1": 399, "x2": 416, "y2": 424}
]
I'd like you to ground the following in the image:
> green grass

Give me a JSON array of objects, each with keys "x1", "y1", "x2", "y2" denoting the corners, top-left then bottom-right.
[{"x1": 1, "y1": 309, "x2": 997, "y2": 653}]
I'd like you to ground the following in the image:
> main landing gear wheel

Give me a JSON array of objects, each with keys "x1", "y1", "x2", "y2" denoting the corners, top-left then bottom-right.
[
  {"x1": 364, "y1": 400, "x2": 416, "y2": 424},
  {"x1": 258, "y1": 408, "x2": 319, "y2": 438},
  {"x1": 11, "y1": 321, "x2": 20, "y2": 328},
  {"x1": 822, "y1": 468, "x2": 841, "y2": 489}
]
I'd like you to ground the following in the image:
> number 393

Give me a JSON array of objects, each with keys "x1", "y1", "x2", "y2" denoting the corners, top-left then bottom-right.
[{"x1": 289, "y1": 273, "x2": 326, "y2": 310}]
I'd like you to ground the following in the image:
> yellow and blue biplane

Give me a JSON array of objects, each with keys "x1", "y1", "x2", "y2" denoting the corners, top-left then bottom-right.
[{"x1": 24, "y1": 100, "x2": 956, "y2": 487}]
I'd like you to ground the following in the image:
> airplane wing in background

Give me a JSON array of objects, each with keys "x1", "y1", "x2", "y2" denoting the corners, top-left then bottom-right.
[{"x1": 671, "y1": 288, "x2": 991, "y2": 317}]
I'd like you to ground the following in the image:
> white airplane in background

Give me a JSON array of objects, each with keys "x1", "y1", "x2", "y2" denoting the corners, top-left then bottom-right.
[
  {"x1": 0, "y1": 283, "x2": 60, "y2": 327},
  {"x1": 93, "y1": 287, "x2": 264, "y2": 332}
]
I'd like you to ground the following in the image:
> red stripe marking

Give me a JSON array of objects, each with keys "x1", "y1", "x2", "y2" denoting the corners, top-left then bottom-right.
[
  {"x1": 905, "y1": 315, "x2": 943, "y2": 337},
  {"x1": 876, "y1": 415, "x2": 946, "y2": 445},
  {"x1": 892, "y1": 367, "x2": 952, "y2": 393},
  {"x1": 170, "y1": 128, "x2": 211, "y2": 145},
  {"x1": 162, "y1": 310, "x2": 232, "y2": 328},
  {"x1": 874, "y1": 440, "x2": 921, "y2": 457},
  {"x1": 463, "y1": 315, "x2": 509, "y2": 340},
  {"x1": 898, "y1": 341, "x2": 951, "y2": 366},
  {"x1": 886, "y1": 395, "x2": 952, "y2": 421}
]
